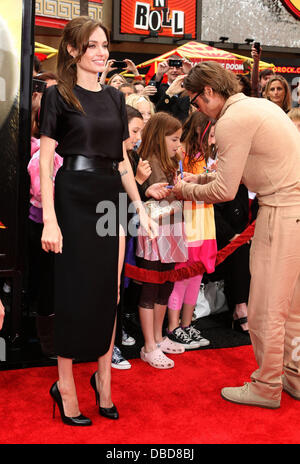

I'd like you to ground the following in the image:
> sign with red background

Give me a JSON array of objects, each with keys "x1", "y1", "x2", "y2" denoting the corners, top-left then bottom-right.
[
  {"x1": 120, "y1": 0, "x2": 198, "y2": 37},
  {"x1": 281, "y1": 0, "x2": 300, "y2": 19}
]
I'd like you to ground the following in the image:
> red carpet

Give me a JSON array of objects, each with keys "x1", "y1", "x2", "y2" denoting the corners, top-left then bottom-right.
[{"x1": 0, "y1": 345, "x2": 299, "y2": 444}]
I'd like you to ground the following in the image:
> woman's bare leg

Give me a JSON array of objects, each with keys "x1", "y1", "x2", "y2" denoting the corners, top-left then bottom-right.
[
  {"x1": 96, "y1": 226, "x2": 125, "y2": 407},
  {"x1": 117, "y1": 226, "x2": 126, "y2": 305},
  {"x1": 57, "y1": 356, "x2": 80, "y2": 417},
  {"x1": 96, "y1": 318, "x2": 117, "y2": 408}
]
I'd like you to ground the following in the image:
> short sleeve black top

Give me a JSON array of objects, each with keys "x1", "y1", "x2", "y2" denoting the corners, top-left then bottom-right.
[{"x1": 39, "y1": 84, "x2": 129, "y2": 160}]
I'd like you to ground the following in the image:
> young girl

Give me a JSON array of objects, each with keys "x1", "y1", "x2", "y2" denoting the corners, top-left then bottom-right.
[
  {"x1": 101, "y1": 69, "x2": 127, "y2": 89},
  {"x1": 125, "y1": 105, "x2": 151, "y2": 193},
  {"x1": 136, "y1": 112, "x2": 188, "y2": 369},
  {"x1": 167, "y1": 112, "x2": 217, "y2": 349},
  {"x1": 112, "y1": 105, "x2": 150, "y2": 369},
  {"x1": 126, "y1": 93, "x2": 155, "y2": 126},
  {"x1": 28, "y1": 75, "x2": 62, "y2": 358},
  {"x1": 116, "y1": 106, "x2": 171, "y2": 365}
]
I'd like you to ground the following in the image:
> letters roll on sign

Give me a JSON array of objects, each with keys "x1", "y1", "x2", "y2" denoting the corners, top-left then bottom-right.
[{"x1": 120, "y1": 0, "x2": 198, "y2": 38}]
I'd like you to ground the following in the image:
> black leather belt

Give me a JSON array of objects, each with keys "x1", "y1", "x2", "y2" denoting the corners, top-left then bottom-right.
[{"x1": 62, "y1": 155, "x2": 119, "y2": 173}]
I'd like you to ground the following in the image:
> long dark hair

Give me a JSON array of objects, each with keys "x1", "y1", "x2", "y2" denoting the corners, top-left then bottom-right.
[
  {"x1": 138, "y1": 112, "x2": 182, "y2": 176},
  {"x1": 125, "y1": 105, "x2": 143, "y2": 164},
  {"x1": 57, "y1": 16, "x2": 110, "y2": 112},
  {"x1": 181, "y1": 112, "x2": 212, "y2": 169}
]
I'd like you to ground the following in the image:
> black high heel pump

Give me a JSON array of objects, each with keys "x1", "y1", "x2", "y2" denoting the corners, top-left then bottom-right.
[
  {"x1": 90, "y1": 372, "x2": 119, "y2": 420},
  {"x1": 49, "y1": 381, "x2": 92, "y2": 426}
]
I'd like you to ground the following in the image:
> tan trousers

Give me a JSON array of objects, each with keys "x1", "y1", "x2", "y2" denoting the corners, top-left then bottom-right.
[{"x1": 248, "y1": 204, "x2": 300, "y2": 401}]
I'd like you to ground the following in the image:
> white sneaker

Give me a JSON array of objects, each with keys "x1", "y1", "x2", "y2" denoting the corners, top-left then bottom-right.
[
  {"x1": 167, "y1": 326, "x2": 201, "y2": 350},
  {"x1": 111, "y1": 345, "x2": 131, "y2": 370},
  {"x1": 184, "y1": 325, "x2": 210, "y2": 347},
  {"x1": 122, "y1": 329, "x2": 136, "y2": 346}
]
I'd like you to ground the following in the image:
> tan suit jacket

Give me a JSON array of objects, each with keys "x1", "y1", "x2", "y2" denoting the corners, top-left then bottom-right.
[{"x1": 182, "y1": 93, "x2": 300, "y2": 207}]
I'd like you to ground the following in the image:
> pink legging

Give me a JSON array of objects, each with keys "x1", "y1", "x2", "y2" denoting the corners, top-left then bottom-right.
[{"x1": 168, "y1": 274, "x2": 203, "y2": 311}]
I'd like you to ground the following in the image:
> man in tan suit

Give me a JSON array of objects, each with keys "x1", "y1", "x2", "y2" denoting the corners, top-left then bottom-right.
[{"x1": 173, "y1": 62, "x2": 300, "y2": 409}]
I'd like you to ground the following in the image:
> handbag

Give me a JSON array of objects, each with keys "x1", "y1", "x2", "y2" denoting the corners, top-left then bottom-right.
[
  {"x1": 205, "y1": 280, "x2": 229, "y2": 314},
  {"x1": 194, "y1": 283, "x2": 211, "y2": 319},
  {"x1": 193, "y1": 280, "x2": 229, "y2": 320}
]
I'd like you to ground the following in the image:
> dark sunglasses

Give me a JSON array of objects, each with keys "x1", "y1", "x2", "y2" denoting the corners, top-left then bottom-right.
[{"x1": 190, "y1": 92, "x2": 202, "y2": 109}]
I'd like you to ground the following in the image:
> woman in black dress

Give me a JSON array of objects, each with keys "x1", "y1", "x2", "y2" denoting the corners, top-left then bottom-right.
[{"x1": 39, "y1": 16, "x2": 155, "y2": 426}]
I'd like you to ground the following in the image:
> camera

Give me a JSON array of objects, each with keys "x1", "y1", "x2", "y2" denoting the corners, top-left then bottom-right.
[
  {"x1": 148, "y1": 81, "x2": 156, "y2": 87},
  {"x1": 253, "y1": 42, "x2": 261, "y2": 53},
  {"x1": 113, "y1": 60, "x2": 127, "y2": 69},
  {"x1": 168, "y1": 59, "x2": 183, "y2": 68},
  {"x1": 32, "y1": 78, "x2": 47, "y2": 93}
]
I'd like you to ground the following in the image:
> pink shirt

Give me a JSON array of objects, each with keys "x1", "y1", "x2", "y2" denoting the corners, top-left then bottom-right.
[{"x1": 28, "y1": 137, "x2": 63, "y2": 209}]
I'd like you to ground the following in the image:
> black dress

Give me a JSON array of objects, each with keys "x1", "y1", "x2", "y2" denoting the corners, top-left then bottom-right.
[{"x1": 39, "y1": 84, "x2": 129, "y2": 359}]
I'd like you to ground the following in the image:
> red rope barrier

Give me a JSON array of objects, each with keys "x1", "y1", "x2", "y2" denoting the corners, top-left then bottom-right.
[{"x1": 124, "y1": 221, "x2": 256, "y2": 284}]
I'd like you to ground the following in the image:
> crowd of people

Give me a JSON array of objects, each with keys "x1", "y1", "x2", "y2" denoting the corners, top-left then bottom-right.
[{"x1": 1, "y1": 16, "x2": 300, "y2": 424}]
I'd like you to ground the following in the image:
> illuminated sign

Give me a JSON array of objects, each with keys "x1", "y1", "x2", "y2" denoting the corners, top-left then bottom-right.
[
  {"x1": 274, "y1": 66, "x2": 300, "y2": 73},
  {"x1": 130, "y1": 0, "x2": 188, "y2": 35},
  {"x1": 281, "y1": 0, "x2": 300, "y2": 19},
  {"x1": 113, "y1": 0, "x2": 201, "y2": 43}
]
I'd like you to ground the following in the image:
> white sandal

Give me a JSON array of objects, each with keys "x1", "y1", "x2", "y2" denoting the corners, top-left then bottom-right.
[{"x1": 140, "y1": 346, "x2": 174, "y2": 369}]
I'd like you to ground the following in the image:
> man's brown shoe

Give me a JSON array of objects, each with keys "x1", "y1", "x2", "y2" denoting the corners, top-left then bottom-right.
[
  {"x1": 282, "y1": 375, "x2": 300, "y2": 400},
  {"x1": 221, "y1": 382, "x2": 280, "y2": 409}
]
